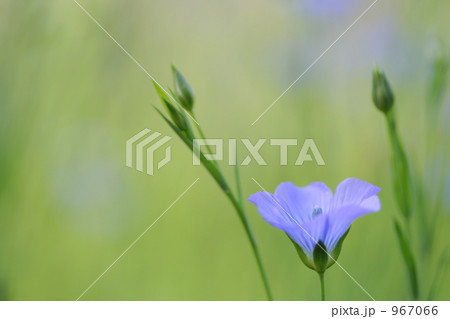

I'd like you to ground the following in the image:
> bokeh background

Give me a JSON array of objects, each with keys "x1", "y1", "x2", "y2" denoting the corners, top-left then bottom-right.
[{"x1": 1, "y1": 0, "x2": 449, "y2": 300}]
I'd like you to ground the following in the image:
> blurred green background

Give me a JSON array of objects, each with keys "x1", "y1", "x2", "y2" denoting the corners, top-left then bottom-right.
[{"x1": 1, "y1": 0, "x2": 449, "y2": 300}]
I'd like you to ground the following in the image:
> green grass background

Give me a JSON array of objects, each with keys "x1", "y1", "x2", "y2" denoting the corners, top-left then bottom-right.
[{"x1": 0, "y1": 0, "x2": 449, "y2": 300}]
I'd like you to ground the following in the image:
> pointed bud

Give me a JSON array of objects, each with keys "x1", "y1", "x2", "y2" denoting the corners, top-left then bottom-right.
[
  {"x1": 162, "y1": 97, "x2": 189, "y2": 132},
  {"x1": 372, "y1": 66, "x2": 394, "y2": 113},
  {"x1": 172, "y1": 64, "x2": 194, "y2": 112}
]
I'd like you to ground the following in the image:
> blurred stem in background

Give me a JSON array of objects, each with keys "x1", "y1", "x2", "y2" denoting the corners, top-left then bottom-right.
[
  {"x1": 426, "y1": 41, "x2": 449, "y2": 127},
  {"x1": 372, "y1": 57, "x2": 449, "y2": 300},
  {"x1": 372, "y1": 66, "x2": 419, "y2": 300},
  {"x1": 424, "y1": 40, "x2": 449, "y2": 231},
  {"x1": 152, "y1": 65, "x2": 273, "y2": 300},
  {"x1": 415, "y1": 42, "x2": 450, "y2": 257},
  {"x1": 423, "y1": 42, "x2": 450, "y2": 300}
]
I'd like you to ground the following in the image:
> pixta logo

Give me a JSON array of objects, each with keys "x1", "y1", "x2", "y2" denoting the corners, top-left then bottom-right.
[
  {"x1": 126, "y1": 128, "x2": 172, "y2": 176},
  {"x1": 126, "y1": 129, "x2": 325, "y2": 176},
  {"x1": 193, "y1": 138, "x2": 325, "y2": 166}
]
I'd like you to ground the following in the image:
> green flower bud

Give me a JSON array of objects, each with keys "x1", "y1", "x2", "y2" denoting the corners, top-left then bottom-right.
[
  {"x1": 372, "y1": 66, "x2": 394, "y2": 113},
  {"x1": 162, "y1": 97, "x2": 189, "y2": 133},
  {"x1": 172, "y1": 64, "x2": 194, "y2": 112}
]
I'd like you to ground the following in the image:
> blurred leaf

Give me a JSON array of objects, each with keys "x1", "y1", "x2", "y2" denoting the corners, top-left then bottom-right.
[
  {"x1": 427, "y1": 246, "x2": 450, "y2": 300},
  {"x1": 393, "y1": 220, "x2": 419, "y2": 300},
  {"x1": 409, "y1": 165, "x2": 433, "y2": 257}
]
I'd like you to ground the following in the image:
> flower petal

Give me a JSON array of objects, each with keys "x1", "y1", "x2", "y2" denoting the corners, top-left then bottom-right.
[
  {"x1": 247, "y1": 191, "x2": 292, "y2": 228},
  {"x1": 248, "y1": 178, "x2": 381, "y2": 258},
  {"x1": 274, "y1": 182, "x2": 333, "y2": 223},
  {"x1": 322, "y1": 201, "x2": 381, "y2": 252},
  {"x1": 361, "y1": 195, "x2": 381, "y2": 211},
  {"x1": 333, "y1": 177, "x2": 381, "y2": 208},
  {"x1": 282, "y1": 214, "x2": 328, "y2": 257},
  {"x1": 248, "y1": 185, "x2": 331, "y2": 257}
]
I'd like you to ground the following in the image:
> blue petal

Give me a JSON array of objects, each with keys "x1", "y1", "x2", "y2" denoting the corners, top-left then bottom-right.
[
  {"x1": 247, "y1": 191, "x2": 293, "y2": 228},
  {"x1": 248, "y1": 184, "x2": 331, "y2": 256},
  {"x1": 322, "y1": 197, "x2": 381, "y2": 252},
  {"x1": 283, "y1": 213, "x2": 329, "y2": 256},
  {"x1": 274, "y1": 182, "x2": 333, "y2": 223},
  {"x1": 248, "y1": 178, "x2": 381, "y2": 257},
  {"x1": 332, "y1": 178, "x2": 381, "y2": 209}
]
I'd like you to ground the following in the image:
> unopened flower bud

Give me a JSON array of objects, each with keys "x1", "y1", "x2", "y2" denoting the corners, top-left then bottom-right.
[
  {"x1": 162, "y1": 97, "x2": 189, "y2": 133},
  {"x1": 372, "y1": 66, "x2": 394, "y2": 113},
  {"x1": 172, "y1": 64, "x2": 194, "y2": 112}
]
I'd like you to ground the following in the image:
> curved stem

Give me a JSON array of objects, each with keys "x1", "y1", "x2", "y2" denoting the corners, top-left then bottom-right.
[{"x1": 319, "y1": 272, "x2": 325, "y2": 301}]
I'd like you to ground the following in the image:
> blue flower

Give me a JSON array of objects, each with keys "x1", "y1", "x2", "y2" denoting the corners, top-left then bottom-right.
[{"x1": 248, "y1": 178, "x2": 381, "y2": 271}]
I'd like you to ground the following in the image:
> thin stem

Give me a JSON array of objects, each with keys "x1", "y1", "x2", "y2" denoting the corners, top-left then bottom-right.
[
  {"x1": 192, "y1": 113, "x2": 215, "y2": 157},
  {"x1": 156, "y1": 82, "x2": 273, "y2": 300},
  {"x1": 385, "y1": 111, "x2": 411, "y2": 220},
  {"x1": 193, "y1": 121, "x2": 273, "y2": 300},
  {"x1": 385, "y1": 110, "x2": 420, "y2": 300},
  {"x1": 319, "y1": 272, "x2": 325, "y2": 301},
  {"x1": 234, "y1": 163, "x2": 244, "y2": 206},
  {"x1": 225, "y1": 189, "x2": 274, "y2": 301},
  {"x1": 233, "y1": 163, "x2": 273, "y2": 300}
]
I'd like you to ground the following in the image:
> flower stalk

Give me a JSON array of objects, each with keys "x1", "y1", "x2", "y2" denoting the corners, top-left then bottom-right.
[
  {"x1": 372, "y1": 66, "x2": 420, "y2": 300},
  {"x1": 152, "y1": 66, "x2": 273, "y2": 300},
  {"x1": 318, "y1": 272, "x2": 325, "y2": 301}
]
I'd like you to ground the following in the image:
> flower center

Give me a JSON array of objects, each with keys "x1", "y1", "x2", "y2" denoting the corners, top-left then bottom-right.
[{"x1": 312, "y1": 205, "x2": 323, "y2": 218}]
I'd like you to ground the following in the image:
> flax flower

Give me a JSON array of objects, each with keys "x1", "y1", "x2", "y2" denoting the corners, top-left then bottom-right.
[{"x1": 248, "y1": 178, "x2": 381, "y2": 299}]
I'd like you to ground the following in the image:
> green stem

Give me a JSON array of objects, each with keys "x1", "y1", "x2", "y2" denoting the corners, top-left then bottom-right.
[
  {"x1": 157, "y1": 107, "x2": 273, "y2": 300},
  {"x1": 385, "y1": 111, "x2": 411, "y2": 220},
  {"x1": 194, "y1": 119, "x2": 273, "y2": 300},
  {"x1": 233, "y1": 164, "x2": 273, "y2": 300},
  {"x1": 319, "y1": 272, "x2": 325, "y2": 301},
  {"x1": 155, "y1": 82, "x2": 272, "y2": 300},
  {"x1": 225, "y1": 187, "x2": 274, "y2": 301},
  {"x1": 385, "y1": 110, "x2": 420, "y2": 300},
  {"x1": 192, "y1": 113, "x2": 215, "y2": 158},
  {"x1": 234, "y1": 163, "x2": 244, "y2": 206}
]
